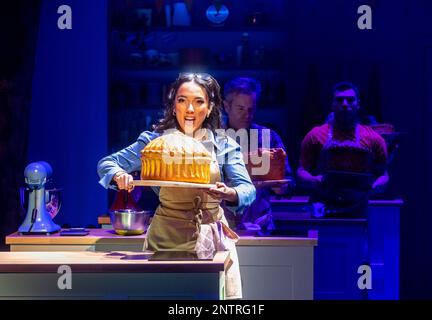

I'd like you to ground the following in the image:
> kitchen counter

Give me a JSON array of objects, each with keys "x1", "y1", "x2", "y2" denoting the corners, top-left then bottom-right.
[
  {"x1": 0, "y1": 251, "x2": 229, "y2": 299},
  {"x1": 5, "y1": 229, "x2": 317, "y2": 300},
  {"x1": 92, "y1": 196, "x2": 401, "y2": 300},
  {"x1": 269, "y1": 196, "x2": 402, "y2": 300},
  {"x1": 6, "y1": 228, "x2": 317, "y2": 251},
  {"x1": 0, "y1": 250, "x2": 229, "y2": 273},
  {"x1": 270, "y1": 196, "x2": 403, "y2": 219}
]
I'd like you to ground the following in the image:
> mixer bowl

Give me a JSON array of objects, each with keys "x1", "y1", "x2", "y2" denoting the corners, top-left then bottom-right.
[{"x1": 109, "y1": 209, "x2": 152, "y2": 236}]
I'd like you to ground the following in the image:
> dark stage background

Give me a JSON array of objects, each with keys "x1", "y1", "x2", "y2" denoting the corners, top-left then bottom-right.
[{"x1": 0, "y1": 0, "x2": 431, "y2": 299}]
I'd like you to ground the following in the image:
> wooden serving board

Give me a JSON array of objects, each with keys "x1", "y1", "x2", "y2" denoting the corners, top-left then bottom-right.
[{"x1": 132, "y1": 180, "x2": 216, "y2": 189}]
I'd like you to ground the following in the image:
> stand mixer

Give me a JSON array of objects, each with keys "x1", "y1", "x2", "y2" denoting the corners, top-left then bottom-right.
[{"x1": 18, "y1": 161, "x2": 61, "y2": 235}]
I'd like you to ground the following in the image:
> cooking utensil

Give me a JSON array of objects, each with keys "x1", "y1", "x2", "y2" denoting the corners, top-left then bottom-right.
[
  {"x1": 18, "y1": 162, "x2": 61, "y2": 235},
  {"x1": 110, "y1": 209, "x2": 152, "y2": 236}
]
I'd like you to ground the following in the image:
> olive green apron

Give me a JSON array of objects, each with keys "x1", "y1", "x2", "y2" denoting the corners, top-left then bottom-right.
[{"x1": 145, "y1": 148, "x2": 243, "y2": 299}]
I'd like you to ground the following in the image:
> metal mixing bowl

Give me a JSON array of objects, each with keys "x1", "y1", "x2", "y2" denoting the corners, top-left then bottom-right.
[{"x1": 109, "y1": 209, "x2": 152, "y2": 236}]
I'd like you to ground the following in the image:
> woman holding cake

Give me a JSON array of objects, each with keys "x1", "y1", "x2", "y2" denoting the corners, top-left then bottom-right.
[{"x1": 97, "y1": 72, "x2": 256, "y2": 299}]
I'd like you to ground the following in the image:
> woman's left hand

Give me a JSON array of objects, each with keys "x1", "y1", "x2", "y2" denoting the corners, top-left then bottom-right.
[{"x1": 206, "y1": 182, "x2": 238, "y2": 203}]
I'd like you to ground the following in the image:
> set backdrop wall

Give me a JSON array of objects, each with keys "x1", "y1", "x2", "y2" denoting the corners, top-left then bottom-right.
[{"x1": 28, "y1": 0, "x2": 108, "y2": 227}]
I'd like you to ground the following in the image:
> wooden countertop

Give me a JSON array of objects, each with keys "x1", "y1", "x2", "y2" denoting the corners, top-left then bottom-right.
[
  {"x1": 6, "y1": 229, "x2": 318, "y2": 247},
  {"x1": 6, "y1": 228, "x2": 145, "y2": 245},
  {"x1": 0, "y1": 251, "x2": 230, "y2": 273}
]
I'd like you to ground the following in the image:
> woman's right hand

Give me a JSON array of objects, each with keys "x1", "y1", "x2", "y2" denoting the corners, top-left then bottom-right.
[{"x1": 113, "y1": 171, "x2": 134, "y2": 192}]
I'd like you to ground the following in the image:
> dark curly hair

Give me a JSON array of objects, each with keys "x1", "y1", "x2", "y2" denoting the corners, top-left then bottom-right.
[{"x1": 153, "y1": 73, "x2": 223, "y2": 133}]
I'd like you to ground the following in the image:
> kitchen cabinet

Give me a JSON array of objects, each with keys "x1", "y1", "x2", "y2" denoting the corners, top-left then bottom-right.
[{"x1": 237, "y1": 231, "x2": 317, "y2": 300}]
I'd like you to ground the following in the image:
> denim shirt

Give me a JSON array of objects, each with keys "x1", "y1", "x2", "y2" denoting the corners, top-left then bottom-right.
[{"x1": 97, "y1": 130, "x2": 256, "y2": 215}]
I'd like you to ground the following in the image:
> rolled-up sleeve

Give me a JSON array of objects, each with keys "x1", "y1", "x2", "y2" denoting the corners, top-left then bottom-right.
[
  {"x1": 97, "y1": 131, "x2": 159, "y2": 189},
  {"x1": 220, "y1": 139, "x2": 256, "y2": 215}
]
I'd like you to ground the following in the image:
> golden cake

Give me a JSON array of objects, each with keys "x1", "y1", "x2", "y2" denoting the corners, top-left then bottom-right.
[
  {"x1": 246, "y1": 148, "x2": 286, "y2": 181},
  {"x1": 140, "y1": 133, "x2": 212, "y2": 184}
]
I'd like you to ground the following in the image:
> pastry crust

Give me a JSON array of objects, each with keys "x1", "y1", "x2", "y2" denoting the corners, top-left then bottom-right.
[{"x1": 141, "y1": 133, "x2": 212, "y2": 184}]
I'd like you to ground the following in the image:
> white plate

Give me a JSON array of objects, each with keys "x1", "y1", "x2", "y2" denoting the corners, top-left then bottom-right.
[{"x1": 132, "y1": 180, "x2": 216, "y2": 189}]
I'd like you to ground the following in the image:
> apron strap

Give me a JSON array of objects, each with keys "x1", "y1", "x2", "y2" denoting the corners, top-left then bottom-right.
[{"x1": 193, "y1": 196, "x2": 203, "y2": 238}]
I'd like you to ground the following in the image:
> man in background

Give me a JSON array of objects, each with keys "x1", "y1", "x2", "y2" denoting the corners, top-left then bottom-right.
[
  {"x1": 297, "y1": 82, "x2": 389, "y2": 216},
  {"x1": 223, "y1": 77, "x2": 293, "y2": 229}
]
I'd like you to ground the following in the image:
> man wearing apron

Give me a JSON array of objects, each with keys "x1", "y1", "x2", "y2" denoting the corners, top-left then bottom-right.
[{"x1": 297, "y1": 82, "x2": 389, "y2": 216}]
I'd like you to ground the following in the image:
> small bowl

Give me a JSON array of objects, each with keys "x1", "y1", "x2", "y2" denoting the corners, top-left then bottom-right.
[{"x1": 109, "y1": 209, "x2": 152, "y2": 236}]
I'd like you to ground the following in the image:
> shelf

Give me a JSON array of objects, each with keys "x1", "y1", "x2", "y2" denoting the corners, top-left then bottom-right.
[
  {"x1": 110, "y1": 106, "x2": 163, "y2": 113},
  {"x1": 113, "y1": 66, "x2": 283, "y2": 71},
  {"x1": 113, "y1": 27, "x2": 285, "y2": 33},
  {"x1": 108, "y1": 0, "x2": 290, "y2": 169},
  {"x1": 111, "y1": 68, "x2": 284, "y2": 81},
  {"x1": 111, "y1": 106, "x2": 287, "y2": 112}
]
